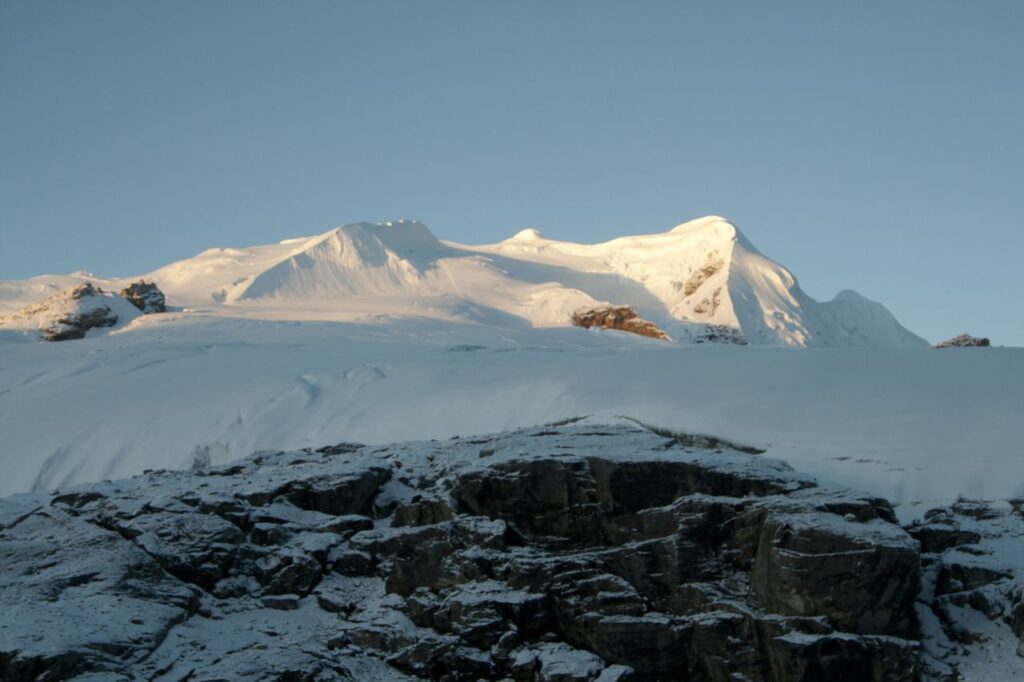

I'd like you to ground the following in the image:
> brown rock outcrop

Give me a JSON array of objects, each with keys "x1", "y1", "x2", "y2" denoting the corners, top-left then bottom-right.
[{"x1": 571, "y1": 305, "x2": 670, "y2": 341}]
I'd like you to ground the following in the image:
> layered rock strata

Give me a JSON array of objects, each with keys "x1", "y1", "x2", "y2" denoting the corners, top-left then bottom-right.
[{"x1": 1, "y1": 422, "x2": 1020, "y2": 680}]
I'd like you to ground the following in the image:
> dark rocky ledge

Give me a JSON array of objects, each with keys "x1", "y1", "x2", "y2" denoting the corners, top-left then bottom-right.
[{"x1": 0, "y1": 421, "x2": 1020, "y2": 681}]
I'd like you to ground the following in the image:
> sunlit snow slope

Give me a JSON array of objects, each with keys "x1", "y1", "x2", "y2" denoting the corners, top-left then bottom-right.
[{"x1": 0, "y1": 216, "x2": 925, "y2": 346}]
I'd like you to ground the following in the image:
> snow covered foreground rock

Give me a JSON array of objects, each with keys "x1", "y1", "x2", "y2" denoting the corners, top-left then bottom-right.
[{"x1": 1, "y1": 422, "x2": 1021, "y2": 681}]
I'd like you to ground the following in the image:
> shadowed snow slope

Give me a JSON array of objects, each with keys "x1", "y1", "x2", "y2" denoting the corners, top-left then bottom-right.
[{"x1": 0, "y1": 216, "x2": 924, "y2": 347}]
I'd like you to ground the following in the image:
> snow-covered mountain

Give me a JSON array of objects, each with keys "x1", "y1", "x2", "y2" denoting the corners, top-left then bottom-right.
[
  {"x1": 0, "y1": 216, "x2": 925, "y2": 347},
  {"x1": 148, "y1": 220, "x2": 450, "y2": 305},
  {"x1": 471, "y1": 216, "x2": 925, "y2": 346},
  {"x1": 0, "y1": 215, "x2": 1019, "y2": 527}
]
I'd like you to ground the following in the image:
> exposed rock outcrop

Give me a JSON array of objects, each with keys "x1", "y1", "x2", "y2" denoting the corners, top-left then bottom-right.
[
  {"x1": 119, "y1": 280, "x2": 167, "y2": 313},
  {"x1": 932, "y1": 334, "x2": 991, "y2": 348},
  {"x1": 0, "y1": 282, "x2": 141, "y2": 341},
  {"x1": 682, "y1": 257, "x2": 724, "y2": 297},
  {"x1": 695, "y1": 323, "x2": 748, "y2": 345},
  {"x1": 572, "y1": 306, "x2": 670, "y2": 341},
  {"x1": 691, "y1": 287, "x2": 723, "y2": 316},
  {"x1": 0, "y1": 422, "x2": 1020, "y2": 680}
]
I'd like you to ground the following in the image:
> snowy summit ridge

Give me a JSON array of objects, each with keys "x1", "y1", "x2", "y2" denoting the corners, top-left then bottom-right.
[
  {"x1": 0, "y1": 215, "x2": 924, "y2": 347},
  {"x1": 474, "y1": 215, "x2": 925, "y2": 347}
]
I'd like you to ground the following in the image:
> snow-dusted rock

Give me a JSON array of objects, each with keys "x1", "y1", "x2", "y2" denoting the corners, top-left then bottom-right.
[
  {"x1": 6, "y1": 422, "x2": 1014, "y2": 680},
  {"x1": 0, "y1": 282, "x2": 140, "y2": 341},
  {"x1": 907, "y1": 500, "x2": 1024, "y2": 680},
  {"x1": 0, "y1": 505, "x2": 199, "y2": 679}
]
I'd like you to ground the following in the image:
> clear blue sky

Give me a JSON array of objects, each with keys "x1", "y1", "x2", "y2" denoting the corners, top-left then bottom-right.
[{"x1": 1, "y1": 1, "x2": 1021, "y2": 344}]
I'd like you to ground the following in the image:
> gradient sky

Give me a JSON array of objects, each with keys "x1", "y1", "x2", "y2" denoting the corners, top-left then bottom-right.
[{"x1": 1, "y1": 1, "x2": 1021, "y2": 344}]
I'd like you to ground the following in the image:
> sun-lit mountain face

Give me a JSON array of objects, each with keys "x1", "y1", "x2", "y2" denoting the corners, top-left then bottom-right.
[{"x1": 84, "y1": 215, "x2": 919, "y2": 347}]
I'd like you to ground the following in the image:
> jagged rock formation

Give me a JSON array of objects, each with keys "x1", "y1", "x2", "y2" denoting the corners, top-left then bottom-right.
[
  {"x1": 572, "y1": 306, "x2": 671, "y2": 341},
  {"x1": 932, "y1": 334, "x2": 991, "y2": 349},
  {"x1": 0, "y1": 282, "x2": 141, "y2": 341},
  {"x1": 119, "y1": 280, "x2": 167, "y2": 313},
  {"x1": 0, "y1": 423, "x2": 1020, "y2": 680}
]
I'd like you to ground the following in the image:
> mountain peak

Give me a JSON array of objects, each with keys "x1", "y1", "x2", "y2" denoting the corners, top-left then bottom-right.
[
  {"x1": 669, "y1": 215, "x2": 734, "y2": 235},
  {"x1": 505, "y1": 227, "x2": 544, "y2": 242},
  {"x1": 314, "y1": 220, "x2": 442, "y2": 253},
  {"x1": 231, "y1": 220, "x2": 447, "y2": 301},
  {"x1": 665, "y1": 215, "x2": 762, "y2": 253}
]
